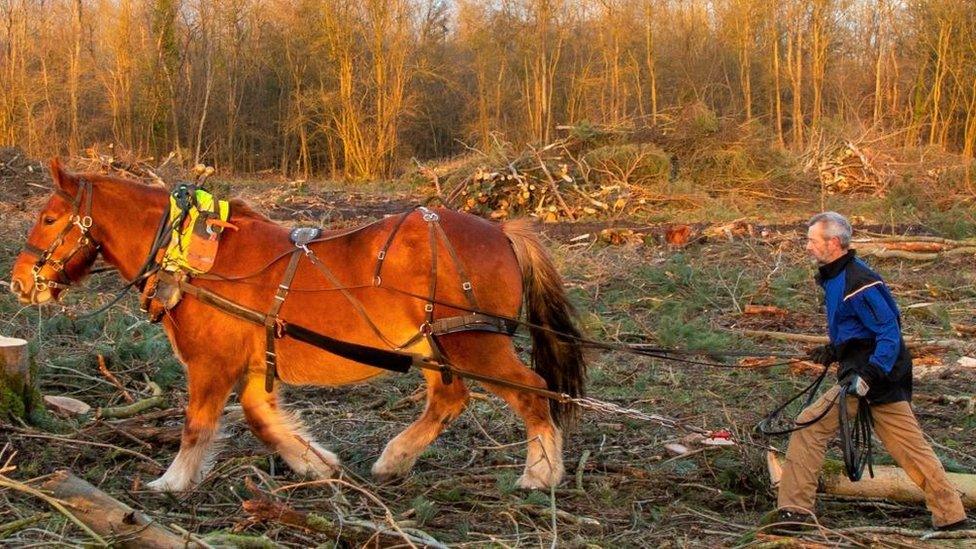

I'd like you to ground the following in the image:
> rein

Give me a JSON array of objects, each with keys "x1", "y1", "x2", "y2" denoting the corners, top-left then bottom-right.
[
  {"x1": 757, "y1": 364, "x2": 875, "y2": 481},
  {"x1": 31, "y1": 186, "x2": 854, "y2": 446}
]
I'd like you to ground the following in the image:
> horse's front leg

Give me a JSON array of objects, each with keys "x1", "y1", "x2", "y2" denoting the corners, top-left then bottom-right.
[
  {"x1": 147, "y1": 354, "x2": 238, "y2": 492},
  {"x1": 238, "y1": 372, "x2": 340, "y2": 479}
]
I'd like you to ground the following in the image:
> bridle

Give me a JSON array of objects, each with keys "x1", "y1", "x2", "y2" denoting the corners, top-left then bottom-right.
[{"x1": 20, "y1": 179, "x2": 100, "y2": 298}]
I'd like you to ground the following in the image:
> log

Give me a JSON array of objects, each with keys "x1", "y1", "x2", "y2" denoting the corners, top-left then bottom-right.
[
  {"x1": 0, "y1": 336, "x2": 31, "y2": 418},
  {"x1": 738, "y1": 329, "x2": 972, "y2": 351},
  {"x1": 767, "y1": 453, "x2": 976, "y2": 508},
  {"x1": 41, "y1": 470, "x2": 195, "y2": 548}
]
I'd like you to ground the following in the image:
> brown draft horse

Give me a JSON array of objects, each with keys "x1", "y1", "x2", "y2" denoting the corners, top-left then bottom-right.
[{"x1": 10, "y1": 160, "x2": 586, "y2": 492}]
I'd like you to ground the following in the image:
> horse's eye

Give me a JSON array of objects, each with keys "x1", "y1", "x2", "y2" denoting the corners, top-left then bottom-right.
[{"x1": 43, "y1": 216, "x2": 57, "y2": 225}]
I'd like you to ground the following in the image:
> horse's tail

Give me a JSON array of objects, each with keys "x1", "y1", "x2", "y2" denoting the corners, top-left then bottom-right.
[{"x1": 502, "y1": 218, "x2": 586, "y2": 428}]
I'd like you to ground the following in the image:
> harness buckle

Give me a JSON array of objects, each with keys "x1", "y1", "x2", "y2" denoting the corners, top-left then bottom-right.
[
  {"x1": 377, "y1": 250, "x2": 386, "y2": 260},
  {"x1": 424, "y1": 303, "x2": 434, "y2": 313},
  {"x1": 419, "y1": 207, "x2": 439, "y2": 223},
  {"x1": 79, "y1": 216, "x2": 93, "y2": 229},
  {"x1": 461, "y1": 281, "x2": 472, "y2": 291}
]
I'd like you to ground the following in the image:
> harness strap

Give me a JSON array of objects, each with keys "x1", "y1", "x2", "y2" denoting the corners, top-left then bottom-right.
[
  {"x1": 22, "y1": 179, "x2": 98, "y2": 295},
  {"x1": 421, "y1": 209, "x2": 451, "y2": 383},
  {"x1": 428, "y1": 313, "x2": 519, "y2": 337},
  {"x1": 264, "y1": 249, "x2": 303, "y2": 391},
  {"x1": 303, "y1": 250, "x2": 399, "y2": 349},
  {"x1": 432, "y1": 221, "x2": 479, "y2": 309},
  {"x1": 157, "y1": 270, "x2": 415, "y2": 376},
  {"x1": 372, "y1": 208, "x2": 416, "y2": 286}
]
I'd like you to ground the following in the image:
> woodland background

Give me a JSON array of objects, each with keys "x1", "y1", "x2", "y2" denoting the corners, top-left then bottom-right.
[{"x1": 1, "y1": 0, "x2": 975, "y2": 185}]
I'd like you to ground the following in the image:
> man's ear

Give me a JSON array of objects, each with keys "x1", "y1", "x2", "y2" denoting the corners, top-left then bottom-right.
[{"x1": 49, "y1": 158, "x2": 78, "y2": 194}]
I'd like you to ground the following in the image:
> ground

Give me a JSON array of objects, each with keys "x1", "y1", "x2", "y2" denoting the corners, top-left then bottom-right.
[{"x1": 0, "y1": 148, "x2": 974, "y2": 547}]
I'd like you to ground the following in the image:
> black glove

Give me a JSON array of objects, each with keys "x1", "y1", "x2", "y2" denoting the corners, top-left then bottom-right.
[{"x1": 807, "y1": 344, "x2": 837, "y2": 365}]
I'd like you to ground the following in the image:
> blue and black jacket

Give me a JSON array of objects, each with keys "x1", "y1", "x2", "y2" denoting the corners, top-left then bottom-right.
[{"x1": 817, "y1": 250, "x2": 912, "y2": 404}]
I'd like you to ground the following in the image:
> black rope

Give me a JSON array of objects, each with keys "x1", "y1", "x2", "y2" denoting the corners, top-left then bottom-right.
[
  {"x1": 756, "y1": 362, "x2": 835, "y2": 436},
  {"x1": 839, "y1": 389, "x2": 875, "y2": 481},
  {"x1": 757, "y1": 366, "x2": 876, "y2": 482}
]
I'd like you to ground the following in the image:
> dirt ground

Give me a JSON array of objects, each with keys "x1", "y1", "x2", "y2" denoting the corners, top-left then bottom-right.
[{"x1": 1, "y1": 156, "x2": 975, "y2": 548}]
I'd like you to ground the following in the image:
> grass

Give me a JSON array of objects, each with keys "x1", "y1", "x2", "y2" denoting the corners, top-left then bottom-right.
[{"x1": 1, "y1": 170, "x2": 975, "y2": 547}]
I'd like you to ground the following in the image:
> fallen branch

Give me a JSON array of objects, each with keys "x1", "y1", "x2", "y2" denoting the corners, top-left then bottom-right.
[
  {"x1": 0, "y1": 512, "x2": 51, "y2": 538},
  {"x1": 838, "y1": 525, "x2": 976, "y2": 540},
  {"x1": 855, "y1": 246, "x2": 976, "y2": 261},
  {"x1": 244, "y1": 478, "x2": 447, "y2": 549},
  {"x1": 40, "y1": 469, "x2": 195, "y2": 548},
  {"x1": 97, "y1": 354, "x2": 134, "y2": 403},
  {"x1": 98, "y1": 382, "x2": 165, "y2": 419},
  {"x1": 916, "y1": 394, "x2": 976, "y2": 415}
]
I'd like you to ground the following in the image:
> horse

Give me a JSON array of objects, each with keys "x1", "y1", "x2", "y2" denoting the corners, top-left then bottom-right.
[{"x1": 9, "y1": 160, "x2": 586, "y2": 492}]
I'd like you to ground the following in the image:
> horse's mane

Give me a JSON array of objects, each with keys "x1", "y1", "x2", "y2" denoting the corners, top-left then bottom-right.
[
  {"x1": 229, "y1": 198, "x2": 272, "y2": 222},
  {"x1": 82, "y1": 171, "x2": 272, "y2": 223}
]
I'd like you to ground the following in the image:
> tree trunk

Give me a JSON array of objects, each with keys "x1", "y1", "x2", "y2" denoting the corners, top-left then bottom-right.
[
  {"x1": 41, "y1": 470, "x2": 195, "y2": 548},
  {"x1": 0, "y1": 336, "x2": 31, "y2": 419}
]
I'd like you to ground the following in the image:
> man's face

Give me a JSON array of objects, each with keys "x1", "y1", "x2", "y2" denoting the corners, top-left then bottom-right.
[{"x1": 806, "y1": 222, "x2": 844, "y2": 264}]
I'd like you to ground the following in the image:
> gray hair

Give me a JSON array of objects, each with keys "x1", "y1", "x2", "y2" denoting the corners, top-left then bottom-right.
[{"x1": 808, "y1": 211, "x2": 852, "y2": 248}]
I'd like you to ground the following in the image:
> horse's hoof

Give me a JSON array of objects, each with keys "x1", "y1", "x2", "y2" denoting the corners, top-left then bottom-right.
[
  {"x1": 146, "y1": 476, "x2": 183, "y2": 492},
  {"x1": 286, "y1": 441, "x2": 341, "y2": 480},
  {"x1": 371, "y1": 458, "x2": 412, "y2": 483},
  {"x1": 517, "y1": 464, "x2": 563, "y2": 490},
  {"x1": 516, "y1": 473, "x2": 552, "y2": 490}
]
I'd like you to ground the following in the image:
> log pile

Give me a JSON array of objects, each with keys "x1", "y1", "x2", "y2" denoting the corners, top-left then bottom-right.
[
  {"x1": 816, "y1": 141, "x2": 894, "y2": 196},
  {"x1": 438, "y1": 134, "x2": 671, "y2": 222}
]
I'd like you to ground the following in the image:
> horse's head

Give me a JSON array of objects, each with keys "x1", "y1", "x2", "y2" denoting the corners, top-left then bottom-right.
[{"x1": 9, "y1": 159, "x2": 101, "y2": 304}]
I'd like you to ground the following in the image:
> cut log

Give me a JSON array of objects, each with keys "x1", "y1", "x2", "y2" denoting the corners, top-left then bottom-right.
[
  {"x1": 0, "y1": 336, "x2": 31, "y2": 418},
  {"x1": 767, "y1": 453, "x2": 976, "y2": 508},
  {"x1": 743, "y1": 305, "x2": 790, "y2": 316},
  {"x1": 41, "y1": 470, "x2": 195, "y2": 548},
  {"x1": 738, "y1": 329, "x2": 971, "y2": 351}
]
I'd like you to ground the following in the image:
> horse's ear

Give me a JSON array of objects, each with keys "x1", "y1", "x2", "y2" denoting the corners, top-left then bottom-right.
[{"x1": 49, "y1": 158, "x2": 78, "y2": 194}]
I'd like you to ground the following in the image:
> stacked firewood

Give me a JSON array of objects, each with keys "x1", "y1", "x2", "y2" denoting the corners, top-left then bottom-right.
[
  {"x1": 816, "y1": 141, "x2": 893, "y2": 196},
  {"x1": 441, "y1": 136, "x2": 669, "y2": 222}
]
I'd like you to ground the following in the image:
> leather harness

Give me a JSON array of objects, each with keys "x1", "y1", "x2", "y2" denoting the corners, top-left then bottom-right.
[{"x1": 161, "y1": 206, "x2": 517, "y2": 392}]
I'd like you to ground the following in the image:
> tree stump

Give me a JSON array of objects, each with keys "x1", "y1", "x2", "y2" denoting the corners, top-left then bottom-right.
[{"x1": 0, "y1": 336, "x2": 32, "y2": 418}]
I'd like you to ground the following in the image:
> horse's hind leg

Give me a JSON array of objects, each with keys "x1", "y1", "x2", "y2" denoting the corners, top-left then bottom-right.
[
  {"x1": 472, "y1": 342, "x2": 565, "y2": 489},
  {"x1": 372, "y1": 368, "x2": 470, "y2": 481},
  {"x1": 238, "y1": 373, "x2": 340, "y2": 479},
  {"x1": 148, "y1": 356, "x2": 237, "y2": 492}
]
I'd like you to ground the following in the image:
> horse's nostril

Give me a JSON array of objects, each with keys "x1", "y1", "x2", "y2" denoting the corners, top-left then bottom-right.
[{"x1": 9, "y1": 278, "x2": 24, "y2": 294}]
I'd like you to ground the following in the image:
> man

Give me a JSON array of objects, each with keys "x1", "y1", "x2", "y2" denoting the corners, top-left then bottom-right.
[{"x1": 775, "y1": 211, "x2": 968, "y2": 531}]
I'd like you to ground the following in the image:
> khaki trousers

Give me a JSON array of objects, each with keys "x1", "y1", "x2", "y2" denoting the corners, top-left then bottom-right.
[{"x1": 777, "y1": 385, "x2": 966, "y2": 527}]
